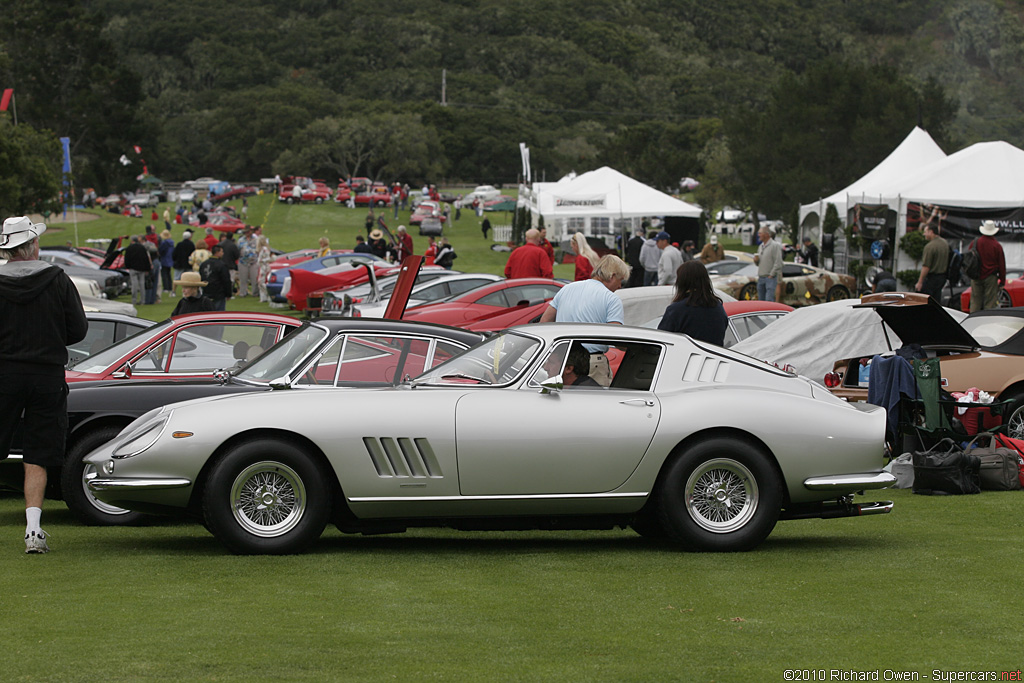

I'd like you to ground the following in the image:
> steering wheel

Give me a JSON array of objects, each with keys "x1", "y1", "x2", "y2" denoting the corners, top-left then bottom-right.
[{"x1": 302, "y1": 369, "x2": 319, "y2": 385}]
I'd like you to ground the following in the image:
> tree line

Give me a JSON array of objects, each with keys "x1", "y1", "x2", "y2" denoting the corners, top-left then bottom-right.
[{"x1": 1, "y1": 0, "x2": 1020, "y2": 223}]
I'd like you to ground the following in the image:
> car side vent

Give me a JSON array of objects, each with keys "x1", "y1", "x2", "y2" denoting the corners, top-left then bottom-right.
[
  {"x1": 363, "y1": 437, "x2": 443, "y2": 479},
  {"x1": 682, "y1": 353, "x2": 730, "y2": 383}
]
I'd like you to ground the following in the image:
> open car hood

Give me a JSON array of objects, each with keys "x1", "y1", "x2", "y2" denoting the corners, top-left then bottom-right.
[{"x1": 854, "y1": 292, "x2": 979, "y2": 349}]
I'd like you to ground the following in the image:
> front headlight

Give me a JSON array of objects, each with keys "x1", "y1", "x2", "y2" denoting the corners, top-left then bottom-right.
[{"x1": 111, "y1": 412, "x2": 170, "y2": 459}]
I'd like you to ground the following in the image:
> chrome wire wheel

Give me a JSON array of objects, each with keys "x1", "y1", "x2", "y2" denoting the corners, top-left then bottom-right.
[
  {"x1": 1007, "y1": 405, "x2": 1024, "y2": 440},
  {"x1": 684, "y1": 458, "x2": 759, "y2": 534},
  {"x1": 230, "y1": 461, "x2": 306, "y2": 537}
]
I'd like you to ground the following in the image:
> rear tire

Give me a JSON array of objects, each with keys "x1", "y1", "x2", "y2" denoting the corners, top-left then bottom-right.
[
  {"x1": 739, "y1": 283, "x2": 757, "y2": 301},
  {"x1": 203, "y1": 439, "x2": 331, "y2": 555},
  {"x1": 827, "y1": 285, "x2": 850, "y2": 302},
  {"x1": 1003, "y1": 392, "x2": 1024, "y2": 440},
  {"x1": 656, "y1": 437, "x2": 782, "y2": 552},
  {"x1": 62, "y1": 425, "x2": 148, "y2": 526}
]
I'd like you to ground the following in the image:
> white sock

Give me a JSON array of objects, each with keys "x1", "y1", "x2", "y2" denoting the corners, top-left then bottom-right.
[{"x1": 26, "y1": 506, "x2": 42, "y2": 535}]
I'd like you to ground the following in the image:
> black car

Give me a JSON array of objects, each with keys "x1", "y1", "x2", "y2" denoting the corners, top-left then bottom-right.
[
  {"x1": 0, "y1": 319, "x2": 484, "y2": 526},
  {"x1": 68, "y1": 312, "x2": 154, "y2": 368}
]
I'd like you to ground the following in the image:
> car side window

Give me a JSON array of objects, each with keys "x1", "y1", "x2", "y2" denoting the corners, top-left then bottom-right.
[
  {"x1": 507, "y1": 285, "x2": 560, "y2": 305},
  {"x1": 415, "y1": 283, "x2": 451, "y2": 302},
  {"x1": 447, "y1": 279, "x2": 490, "y2": 296},
  {"x1": 163, "y1": 323, "x2": 282, "y2": 374},
  {"x1": 529, "y1": 339, "x2": 663, "y2": 391},
  {"x1": 477, "y1": 291, "x2": 510, "y2": 307}
]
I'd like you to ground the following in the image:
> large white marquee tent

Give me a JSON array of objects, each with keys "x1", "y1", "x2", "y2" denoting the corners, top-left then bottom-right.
[
  {"x1": 524, "y1": 166, "x2": 701, "y2": 243},
  {"x1": 798, "y1": 126, "x2": 946, "y2": 236}
]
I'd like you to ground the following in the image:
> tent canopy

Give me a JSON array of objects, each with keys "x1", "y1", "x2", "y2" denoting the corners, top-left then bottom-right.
[
  {"x1": 884, "y1": 140, "x2": 1024, "y2": 208},
  {"x1": 799, "y1": 127, "x2": 946, "y2": 228},
  {"x1": 532, "y1": 166, "x2": 701, "y2": 220}
]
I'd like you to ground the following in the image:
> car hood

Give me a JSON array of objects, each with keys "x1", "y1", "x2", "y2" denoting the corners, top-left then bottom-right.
[{"x1": 855, "y1": 295, "x2": 978, "y2": 348}]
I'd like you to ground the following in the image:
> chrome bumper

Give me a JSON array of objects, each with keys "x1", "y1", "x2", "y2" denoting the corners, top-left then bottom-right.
[
  {"x1": 803, "y1": 471, "x2": 896, "y2": 491},
  {"x1": 88, "y1": 477, "x2": 192, "y2": 492}
]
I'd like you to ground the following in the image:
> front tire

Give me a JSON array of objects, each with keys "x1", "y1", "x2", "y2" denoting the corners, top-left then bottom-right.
[
  {"x1": 1002, "y1": 392, "x2": 1024, "y2": 440},
  {"x1": 656, "y1": 437, "x2": 782, "y2": 552},
  {"x1": 62, "y1": 425, "x2": 148, "y2": 526},
  {"x1": 739, "y1": 283, "x2": 758, "y2": 301},
  {"x1": 203, "y1": 439, "x2": 331, "y2": 554}
]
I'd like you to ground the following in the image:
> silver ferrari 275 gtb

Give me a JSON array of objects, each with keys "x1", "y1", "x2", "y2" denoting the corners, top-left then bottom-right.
[{"x1": 87, "y1": 323, "x2": 895, "y2": 554}]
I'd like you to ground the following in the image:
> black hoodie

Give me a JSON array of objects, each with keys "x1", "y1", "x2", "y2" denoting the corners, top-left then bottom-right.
[{"x1": 0, "y1": 260, "x2": 87, "y2": 375}]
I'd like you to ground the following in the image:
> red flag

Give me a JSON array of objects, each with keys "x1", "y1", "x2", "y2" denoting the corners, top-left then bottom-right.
[
  {"x1": 133, "y1": 145, "x2": 142, "y2": 154},
  {"x1": 0, "y1": 89, "x2": 12, "y2": 112}
]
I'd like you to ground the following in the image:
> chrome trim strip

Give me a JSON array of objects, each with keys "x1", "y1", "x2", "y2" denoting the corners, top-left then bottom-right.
[
  {"x1": 348, "y1": 491, "x2": 648, "y2": 502},
  {"x1": 88, "y1": 478, "x2": 192, "y2": 491},
  {"x1": 803, "y1": 472, "x2": 896, "y2": 491}
]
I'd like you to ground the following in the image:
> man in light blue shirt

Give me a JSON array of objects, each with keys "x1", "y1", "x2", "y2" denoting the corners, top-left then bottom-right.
[{"x1": 540, "y1": 255, "x2": 631, "y2": 383}]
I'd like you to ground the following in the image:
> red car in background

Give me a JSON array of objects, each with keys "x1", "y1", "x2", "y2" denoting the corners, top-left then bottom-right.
[
  {"x1": 210, "y1": 185, "x2": 258, "y2": 203},
  {"x1": 189, "y1": 212, "x2": 247, "y2": 233},
  {"x1": 409, "y1": 200, "x2": 447, "y2": 226},
  {"x1": 335, "y1": 185, "x2": 352, "y2": 203},
  {"x1": 286, "y1": 261, "x2": 401, "y2": 312},
  {"x1": 65, "y1": 313, "x2": 300, "y2": 383},
  {"x1": 347, "y1": 177, "x2": 373, "y2": 193},
  {"x1": 402, "y1": 279, "x2": 564, "y2": 326},
  {"x1": 279, "y1": 177, "x2": 332, "y2": 204},
  {"x1": 353, "y1": 185, "x2": 393, "y2": 207},
  {"x1": 960, "y1": 268, "x2": 1024, "y2": 310}
]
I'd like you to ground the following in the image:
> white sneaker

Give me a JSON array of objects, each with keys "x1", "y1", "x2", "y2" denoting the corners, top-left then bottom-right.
[{"x1": 25, "y1": 529, "x2": 49, "y2": 554}]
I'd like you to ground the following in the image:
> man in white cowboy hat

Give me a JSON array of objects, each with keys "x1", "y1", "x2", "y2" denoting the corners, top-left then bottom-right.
[
  {"x1": 971, "y1": 219, "x2": 1006, "y2": 312},
  {"x1": 0, "y1": 217, "x2": 88, "y2": 553},
  {"x1": 170, "y1": 271, "x2": 214, "y2": 316}
]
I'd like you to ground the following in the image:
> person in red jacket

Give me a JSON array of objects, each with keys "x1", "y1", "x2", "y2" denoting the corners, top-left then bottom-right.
[
  {"x1": 504, "y1": 229, "x2": 553, "y2": 279},
  {"x1": 971, "y1": 220, "x2": 1007, "y2": 311},
  {"x1": 538, "y1": 226, "x2": 555, "y2": 265}
]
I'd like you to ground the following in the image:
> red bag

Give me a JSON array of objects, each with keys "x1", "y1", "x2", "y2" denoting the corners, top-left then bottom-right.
[
  {"x1": 960, "y1": 405, "x2": 1003, "y2": 435},
  {"x1": 994, "y1": 433, "x2": 1024, "y2": 488}
]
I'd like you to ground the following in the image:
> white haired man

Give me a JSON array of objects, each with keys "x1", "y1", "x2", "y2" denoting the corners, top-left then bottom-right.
[
  {"x1": 539, "y1": 255, "x2": 631, "y2": 385},
  {"x1": 0, "y1": 217, "x2": 87, "y2": 553}
]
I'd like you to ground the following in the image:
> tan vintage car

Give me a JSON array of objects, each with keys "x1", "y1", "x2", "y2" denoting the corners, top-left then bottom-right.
[{"x1": 826, "y1": 292, "x2": 1024, "y2": 438}]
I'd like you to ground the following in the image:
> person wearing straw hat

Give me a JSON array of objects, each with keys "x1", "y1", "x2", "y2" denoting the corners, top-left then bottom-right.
[
  {"x1": 171, "y1": 271, "x2": 214, "y2": 315},
  {"x1": 0, "y1": 217, "x2": 88, "y2": 553},
  {"x1": 971, "y1": 220, "x2": 1006, "y2": 312}
]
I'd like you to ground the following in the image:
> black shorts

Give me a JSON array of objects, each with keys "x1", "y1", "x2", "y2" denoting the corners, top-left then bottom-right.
[{"x1": 0, "y1": 374, "x2": 69, "y2": 467}]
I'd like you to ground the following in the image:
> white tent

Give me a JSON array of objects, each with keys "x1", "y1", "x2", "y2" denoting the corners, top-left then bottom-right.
[
  {"x1": 526, "y1": 166, "x2": 701, "y2": 243},
  {"x1": 880, "y1": 140, "x2": 1024, "y2": 270},
  {"x1": 798, "y1": 127, "x2": 947, "y2": 235},
  {"x1": 885, "y1": 140, "x2": 1024, "y2": 209}
]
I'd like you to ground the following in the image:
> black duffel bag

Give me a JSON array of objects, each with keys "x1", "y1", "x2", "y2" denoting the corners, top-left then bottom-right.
[{"x1": 912, "y1": 438, "x2": 981, "y2": 495}]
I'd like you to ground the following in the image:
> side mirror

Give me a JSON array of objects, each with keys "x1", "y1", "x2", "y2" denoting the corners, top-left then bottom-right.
[
  {"x1": 269, "y1": 376, "x2": 292, "y2": 390},
  {"x1": 111, "y1": 363, "x2": 132, "y2": 379},
  {"x1": 539, "y1": 376, "x2": 563, "y2": 395}
]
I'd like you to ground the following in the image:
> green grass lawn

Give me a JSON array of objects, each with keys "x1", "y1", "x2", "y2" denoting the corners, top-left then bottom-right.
[{"x1": 0, "y1": 488, "x2": 1021, "y2": 680}]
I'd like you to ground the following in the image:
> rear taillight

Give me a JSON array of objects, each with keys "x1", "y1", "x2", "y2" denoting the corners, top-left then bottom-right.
[
  {"x1": 823, "y1": 372, "x2": 841, "y2": 388},
  {"x1": 352, "y1": 309, "x2": 361, "y2": 318},
  {"x1": 269, "y1": 273, "x2": 277, "y2": 283}
]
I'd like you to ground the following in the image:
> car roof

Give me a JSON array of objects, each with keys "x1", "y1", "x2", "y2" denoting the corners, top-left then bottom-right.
[{"x1": 308, "y1": 318, "x2": 484, "y2": 346}]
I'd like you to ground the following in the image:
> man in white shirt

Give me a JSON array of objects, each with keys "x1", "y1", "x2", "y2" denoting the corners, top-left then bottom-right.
[{"x1": 656, "y1": 231, "x2": 683, "y2": 285}]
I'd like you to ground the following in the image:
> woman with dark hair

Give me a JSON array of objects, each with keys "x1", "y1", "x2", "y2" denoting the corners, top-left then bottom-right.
[{"x1": 657, "y1": 260, "x2": 728, "y2": 345}]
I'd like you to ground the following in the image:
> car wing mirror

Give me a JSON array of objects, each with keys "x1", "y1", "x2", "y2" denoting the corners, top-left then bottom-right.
[
  {"x1": 539, "y1": 376, "x2": 563, "y2": 394},
  {"x1": 269, "y1": 376, "x2": 292, "y2": 390},
  {"x1": 111, "y1": 362, "x2": 132, "y2": 379}
]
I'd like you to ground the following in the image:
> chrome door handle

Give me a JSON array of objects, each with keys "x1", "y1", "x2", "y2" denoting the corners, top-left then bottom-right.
[{"x1": 619, "y1": 399, "x2": 654, "y2": 407}]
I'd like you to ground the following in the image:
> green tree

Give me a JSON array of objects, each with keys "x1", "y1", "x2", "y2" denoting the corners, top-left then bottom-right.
[
  {"x1": 0, "y1": 117, "x2": 61, "y2": 217},
  {"x1": 0, "y1": 0, "x2": 148, "y2": 192},
  {"x1": 725, "y1": 59, "x2": 957, "y2": 220}
]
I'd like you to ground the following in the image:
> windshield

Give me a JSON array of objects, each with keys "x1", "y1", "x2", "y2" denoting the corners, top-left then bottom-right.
[
  {"x1": 69, "y1": 319, "x2": 175, "y2": 373},
  {"x1": 234, "y1": 323, "x2": 329, "y2": 383},
  {"x1": 414, "y1": 331, "x2": 541, "y2": 386},
  {"x1": 961, "y1": 315, "x2": 1024, "y2": 347}
]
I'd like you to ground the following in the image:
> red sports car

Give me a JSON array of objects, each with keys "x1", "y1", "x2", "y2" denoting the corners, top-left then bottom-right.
[
  {"x1": 279, "y1": 181, "x2": 332, "y2": 204},
  {"x1": 402, "y1": 279, "x2": 564, "y2": 326},
  {"x1": 286, "y1": 262, "x2": 399, "y2": 312},
  {"x1": 210, "y1": 185, "x2": 258, "y2": 203},
  {"x1": 65, "y1": 312, "x2": 300, "y2": 382},
  {"x1": 960, "y1": 269, "x2": 1024, "y2": 310},
  {"x1": 189, "y1": 212, "x2": 247, "y2": 233},
  {"x1": 409, "y1": 200, "x2": 447, "y2": 226},
  {"x1": 353, "y1": 186, "x2": 393, "y2": 207}
]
